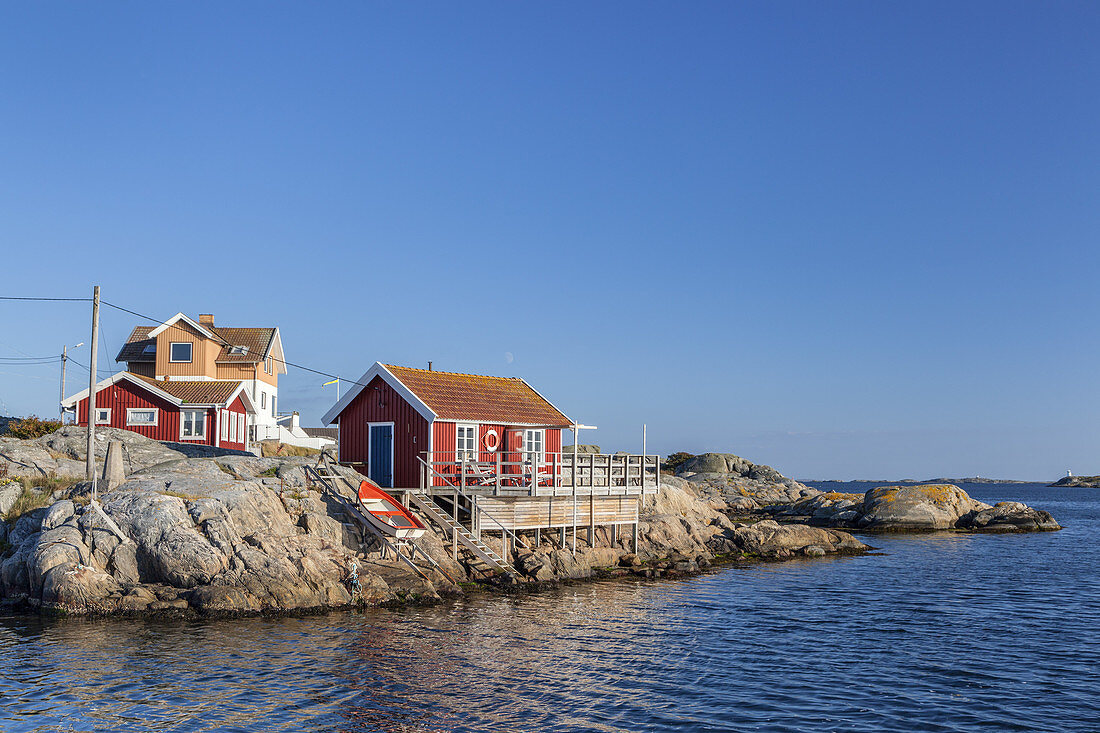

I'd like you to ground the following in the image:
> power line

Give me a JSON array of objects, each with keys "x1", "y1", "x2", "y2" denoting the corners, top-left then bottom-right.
[
  {"x1": 2, "y1": 294, "x2": 372, "y2": 392},
  {"x1": 100, "y1": 299, "x2": 372, "y2": 390}
]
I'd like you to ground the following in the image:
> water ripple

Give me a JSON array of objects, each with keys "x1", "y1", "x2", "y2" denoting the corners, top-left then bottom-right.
[{"x1": 2, "y1": 484, "x2": 1099, "y2": 732}]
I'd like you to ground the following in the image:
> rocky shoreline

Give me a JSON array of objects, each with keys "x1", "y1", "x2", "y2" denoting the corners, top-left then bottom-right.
[
  {"x1": 1050, "y1": 475, "x2": 1100, "y2": 488},
  {"x1": 0, "y1": 434, "x2": 1059, "y2": 618}
]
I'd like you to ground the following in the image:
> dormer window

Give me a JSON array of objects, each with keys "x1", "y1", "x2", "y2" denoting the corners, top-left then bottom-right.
[
  {"x1": 229, "y1": 346, "x2": 249, "y2": 355},
  {"x1": 169, "y1": 342, "x2": 193, "y2": 363}
]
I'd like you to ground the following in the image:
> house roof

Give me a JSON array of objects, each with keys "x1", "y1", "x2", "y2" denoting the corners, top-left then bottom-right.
[
  {"x1": 211, "y1": 327, "x2": 277, "y2": 363},
  {"x1": 115, "y1": 323, "x2": 279, "y2": 365},
  {"x1": 62, "y1": 372, "x2": 257, "y2": 412},
  {"x1": 321, "y1": 362, "x2": 572, "y2": 426},
  {"x1": 301, "y1": 426, "x2": 339, "y2": 441},
  {"x1": 129, "y1": 374, "x2": 244, "y2": 404},
  {"x1": 116, "y1": 326, "x2": 155, "y2": 362}
]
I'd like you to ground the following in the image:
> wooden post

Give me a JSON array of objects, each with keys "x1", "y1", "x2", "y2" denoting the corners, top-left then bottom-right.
[
  {"x1": 571, "y1": 492, "x2": 577, "y2": 556},
  {"x1": 495, "y1": 452, "x2": 501, "y2": 496},
  {"x1": 571, "y1": 426, "x2": 577, "y2": 491},
  {"x1": 534, "y1": 527, "x2": 541, "y2": 546},
  {"x1": 473, "y1": 494, "x2": 479, "y2": 540},
  {"x1": 589, "y1": 493, "x2": 595, "y2": 547},
  {"x1": 85, "y1": 286, "x2": 100, "y2": 494},
  {"x1": 633, "y1": 520, "x2": 639, "y2": 554},
  {"x1": 611, "y1": 523, "x2": 617, "y2": 548}
]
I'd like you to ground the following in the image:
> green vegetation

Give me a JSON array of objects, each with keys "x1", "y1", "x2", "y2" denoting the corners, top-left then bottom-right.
[
  {"x1": 662, "y1": 451, "x2": 695, "y2": 473},
  {"x1": 3, "y1": 473, "x2": 79, "y2": 522},
  {"x1": 7, "y1": 415, "x2": 63, "y2": 439},
  {"x1": 259, "y1": 466, "x2": 280, "y2": 477}
]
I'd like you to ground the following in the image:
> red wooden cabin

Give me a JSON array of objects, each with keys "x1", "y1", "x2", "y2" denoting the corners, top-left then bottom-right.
[
  {"x1": 62, "y1": 371, "x2": 258, "y2": 451},
  {"x1": 322, "y1": 363, "x2": 573, "y2": 489}
]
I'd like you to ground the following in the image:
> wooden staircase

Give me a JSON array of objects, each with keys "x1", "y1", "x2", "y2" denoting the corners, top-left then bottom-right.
[
  {"x1": 406, "y1": 491, "x2": 516, "y2": 576},
  {"x1": 304, "y1": 451, "x2": 452, "y2": 583}
]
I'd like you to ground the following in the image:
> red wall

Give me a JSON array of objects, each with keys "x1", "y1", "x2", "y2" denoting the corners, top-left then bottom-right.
[
  {"x1": 76, "y1": 380, "x2": 220, "y2": 446},
  {"x1": 337, "y1": 374, "x2": 429, "y2": 488},
  {"x1": 430, "y1": 422, "x2": 562, "y2": 486},
  {"x1": 216, "y1": 394, "x2": 249, "y2": 451}
]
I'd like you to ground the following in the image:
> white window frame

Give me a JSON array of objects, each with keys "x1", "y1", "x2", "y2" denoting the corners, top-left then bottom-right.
[
  {"x1": 237, "y1": 413, "x2": 246, "y2": 444},
  {"x1": 169, "y1": 342, "x2": 193, "y2": 363},
  {"x1": 126, "y1": 407, "x2": 158, "y2": 427},
  {"x1": 93, "y1": 407, "x2": 111, "y2": 425},
  {"x1": 220, "y1": 410, "x2": 230, "y2": 442},
  {"x1": 261, "y1": 392, "x2": 266, "y2": 409},
  {"x1": 456, "y1": 424, "x2": 478, "y2": 462},
  {"x1": 523, "y1": 428, "x2": 545, "y2": 464},
  {"x1": 180, "y1": 409, "x2": 206, "y2": 440}
]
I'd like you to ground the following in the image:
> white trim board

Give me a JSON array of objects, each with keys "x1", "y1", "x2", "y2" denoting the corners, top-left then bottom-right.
[
  {"x1": 321, "y1": 362, "x2": 436, "y2": 425},
  {"x1": 148, "y1": 312, "x2": 217, "y2": 341}
]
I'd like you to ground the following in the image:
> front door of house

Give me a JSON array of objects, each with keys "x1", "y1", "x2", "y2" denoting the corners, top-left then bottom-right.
[{"x1": 369, "y1": 423, "x2": 393, "y2": 488}]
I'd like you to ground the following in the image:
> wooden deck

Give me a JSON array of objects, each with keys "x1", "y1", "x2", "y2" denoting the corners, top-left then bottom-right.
[{"x1": 417, "y1": 451, "x2": 661, "y2": 497}]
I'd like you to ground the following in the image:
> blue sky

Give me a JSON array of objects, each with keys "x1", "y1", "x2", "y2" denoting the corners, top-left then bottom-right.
[{"x1": 1, "y1": 2, "x2": 1097, "y2": 480}]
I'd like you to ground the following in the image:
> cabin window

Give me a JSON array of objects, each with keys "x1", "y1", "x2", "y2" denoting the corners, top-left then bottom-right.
[
  {"x1": 94, "y1": 408, "x2": 111, "y2": 425},
  {"x1": 126, "y1": 408, "x2": 157, "y2": 427},
  {"x1": 238, "y1": 414, "x2": 247, "y2": 444},
  {"x1": 169, "y1": 342, "x2": 193, "y2": 363},
  {"x1": 220, "y1": 411, "x2": 230, "y2": 441},
  {"x1": 524, "y1": 429, "x2": 544, "y2": 464},
  {"x1": 456, "y1": 424, "x2": 478, "y2": 461},
  {"x1": 181, "y1": 410, "x2": 206, "y2": 439},
  {"x1": 261, "y1": 392, "x2": 266, "y2": 409},
  {"x1": 265, "y1": 357, "x2": 273, "y2": 374}
]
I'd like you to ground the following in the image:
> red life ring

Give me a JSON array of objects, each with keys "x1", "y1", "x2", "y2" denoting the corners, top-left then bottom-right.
[{"x1": 483, "y1": 428, "x2": 500, "y2": 452}]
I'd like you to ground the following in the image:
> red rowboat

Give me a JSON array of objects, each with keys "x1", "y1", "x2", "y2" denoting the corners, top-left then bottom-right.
[{"x1": 356, "y1": 481, "x2": 428, "y2": 539}]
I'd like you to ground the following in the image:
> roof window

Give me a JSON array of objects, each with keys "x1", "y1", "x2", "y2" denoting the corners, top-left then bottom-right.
[
  {"x1": 142, "y1": 344, "x2": 155, "y2": 354},
  {"x1": 229, "y1": 346, "x2": 249, "y2": 355}
]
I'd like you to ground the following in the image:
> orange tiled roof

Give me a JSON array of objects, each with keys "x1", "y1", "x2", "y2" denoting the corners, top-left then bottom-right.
[
  {"x1": 116, "y1": 324, "x2": 275, "y2": 364},
  {"x1": 130, "y1": 374, "x2": 243, "y2": 405},
  {"x1": 383, "y1": 364, "x2": 570, "y2": 426}
]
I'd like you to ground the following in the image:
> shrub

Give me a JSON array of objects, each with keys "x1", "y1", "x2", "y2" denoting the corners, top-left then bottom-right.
[
  {"x1": 8, "y1": 415, "x2": 63, "y2": 440},
  {"x1": 662, "y1": 451, "x2": 695, "y2": 473}
]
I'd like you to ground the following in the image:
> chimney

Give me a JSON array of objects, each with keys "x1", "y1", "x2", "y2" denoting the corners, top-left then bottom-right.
[
  {"x1": 428, "y1": 361, "x2": 433, "y2": 371},
  {"x1": 199, "y1": 314, "x2": 215, "y2": 328}
]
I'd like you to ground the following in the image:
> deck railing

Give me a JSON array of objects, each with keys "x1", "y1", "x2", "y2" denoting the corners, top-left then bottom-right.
[{"x1": 420, "y1": 451, "x2": 660, "y2": 495}]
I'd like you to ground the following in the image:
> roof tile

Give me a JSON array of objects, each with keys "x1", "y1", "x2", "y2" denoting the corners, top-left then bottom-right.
[
  {"x1": 383, "y1": 364, "x2": 570, "y2": 426},
  {"x1": 131, "y1": 374, "x2": 243, "y2": 405}
]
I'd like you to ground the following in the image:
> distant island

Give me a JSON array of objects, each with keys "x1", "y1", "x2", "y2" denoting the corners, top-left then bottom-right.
[
  {"x1": 1050, "y1": 475, "x2": 1100, "y2": 488},
  {"x1": 803, "y1": 477, "x2": 1034, "y2": 485}
]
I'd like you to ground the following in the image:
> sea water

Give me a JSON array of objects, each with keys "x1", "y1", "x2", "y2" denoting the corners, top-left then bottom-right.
[{"x1": 2, "y1": 484, "x2": 1097, "y2": 732}]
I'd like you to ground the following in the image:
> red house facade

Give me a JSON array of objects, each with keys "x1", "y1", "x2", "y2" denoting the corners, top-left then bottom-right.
[
  {"x1": 322, "y1": 363, "x2": 572, "y2": 489},
  {"x1": 63, "y1": 372, "x2": 257, "y2": 451}
]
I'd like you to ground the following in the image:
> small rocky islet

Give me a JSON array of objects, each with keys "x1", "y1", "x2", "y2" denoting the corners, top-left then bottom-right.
[{"x1": 0, "y1": 430, "x2": 1060, "y2": 617}]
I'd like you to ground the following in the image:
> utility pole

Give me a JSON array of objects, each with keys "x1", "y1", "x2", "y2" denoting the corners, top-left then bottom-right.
[
  {"x1": 59, "y1": 342, "x2": 84, "y2": 422},
  {"x1": 86, "y1": 286, "x2": 100, "y2": 493}
]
